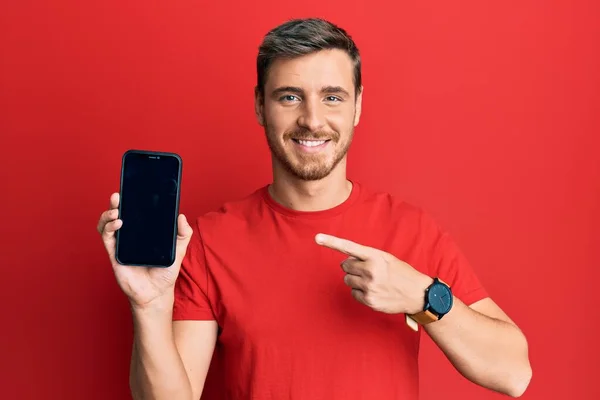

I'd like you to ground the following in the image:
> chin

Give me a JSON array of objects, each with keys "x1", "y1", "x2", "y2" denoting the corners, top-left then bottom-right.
[
  {"x1": 294, "y1": 170, "x2": 332, "y2": 181},
  {"x1": 267, "y1": 137, "x2": 348, "y2": 181},
  {"x1": 283, "y1": 163, "x2": 332, "y2": 181},
  {"x1": 286, "y1": 155, "x2": 344, "y2": 180}
]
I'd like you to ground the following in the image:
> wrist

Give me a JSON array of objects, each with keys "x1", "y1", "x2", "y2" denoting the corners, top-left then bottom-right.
[
  {"x1": 408, "y1": 274, "x2": 434, "y2": 315},
  {"x1": 131, "y1": 294, "x2": 175, "y2": 342},
  {"x1": 130, "y1": 292, "x2": 175, "y2": 318},
  {"x1": 406, "y1": 276, "x2": 454, "y2": 331}
]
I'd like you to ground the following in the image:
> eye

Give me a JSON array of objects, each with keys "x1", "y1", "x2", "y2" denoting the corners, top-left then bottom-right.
[
  {"x1": 280, "y1": 95, "x2": 300, "y2": 102},
  {"x1": 325, "y1": 96, "x2": 342, "y2": 102}
]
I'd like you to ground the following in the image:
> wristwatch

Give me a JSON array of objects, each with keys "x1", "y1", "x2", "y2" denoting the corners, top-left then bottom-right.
[{"x1": 405, "y1": 277, "x2": 453, "y2": 331}]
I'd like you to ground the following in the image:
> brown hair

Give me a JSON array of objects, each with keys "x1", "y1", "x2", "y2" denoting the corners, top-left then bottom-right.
[{"x1": 256, "y1": 18, "x2": 361, "y2": 99}]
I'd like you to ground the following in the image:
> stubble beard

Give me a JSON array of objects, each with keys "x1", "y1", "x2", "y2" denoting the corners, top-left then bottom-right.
[{"x1": 264, "y1": 124, "x2": 354, "y2": 181}]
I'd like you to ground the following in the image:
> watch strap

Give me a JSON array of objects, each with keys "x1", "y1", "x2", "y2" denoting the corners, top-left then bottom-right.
[
  {"x1": 405, "y1": 277, "x2": 450, "y2": 332},
  {"x1": 406, "y1": 310, "x2": 439, "y2": 331}
]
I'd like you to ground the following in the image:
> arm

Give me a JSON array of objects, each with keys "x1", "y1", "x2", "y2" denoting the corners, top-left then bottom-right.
[
  {"x1": 129, "y1": 294, "x2": 218, "y2": 400},
  {"x1": 423, "y1": 296, "x2": 532, "y2": 397},
  {"x1": 314, "y1": 233, "x2": 532, "y2": 398},
  {"x1": 96, "y1": 195, "x2": 216, "y2": 399}
]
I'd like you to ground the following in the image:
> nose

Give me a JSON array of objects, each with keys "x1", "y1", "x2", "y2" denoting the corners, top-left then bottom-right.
[{"x1": 297, "y1": 98, "x2": 325, "y2": 132}]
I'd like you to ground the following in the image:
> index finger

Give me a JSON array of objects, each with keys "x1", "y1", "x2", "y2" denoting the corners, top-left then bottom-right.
[{"x1": 315, "y1": 233, "x2": 373, "y2": 261}]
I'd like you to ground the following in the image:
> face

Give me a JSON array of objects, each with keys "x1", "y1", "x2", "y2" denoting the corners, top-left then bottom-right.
[{"x1": 255, "y1": 49, "x2": 362, "y2": 181}]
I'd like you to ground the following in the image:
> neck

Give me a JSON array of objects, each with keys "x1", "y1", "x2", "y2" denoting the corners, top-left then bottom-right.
[{"x1": 269, "y1": 158, "x2": 353, "y2": 212}]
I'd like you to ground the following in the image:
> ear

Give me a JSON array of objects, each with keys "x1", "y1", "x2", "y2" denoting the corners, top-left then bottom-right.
[
  {"x1": 254, "y1": 86, "x2": 265, "y2": 126},
  {"x1": 353, "y1": 86, "x2": 363, "y2": 127}
]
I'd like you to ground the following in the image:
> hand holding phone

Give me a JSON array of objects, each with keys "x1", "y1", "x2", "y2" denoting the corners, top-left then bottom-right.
[{"x1": 96, "y1": 150, "x2": 193, "y2": 309}]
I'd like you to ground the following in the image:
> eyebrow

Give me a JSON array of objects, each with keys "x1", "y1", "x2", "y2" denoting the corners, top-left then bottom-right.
[
  {"x1": 272, "y1": 86, "x2": 303, "y2": 96},
  {"x1": 271, "y1": 85, "x2": 351, "y2": 97},
  {"x1": 321, "y1": 86, "x2": 351, "y2": 97}
]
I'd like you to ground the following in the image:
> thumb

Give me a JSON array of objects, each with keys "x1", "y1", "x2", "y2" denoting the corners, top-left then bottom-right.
[
  {"x1": 177, "y1": 214, "x2": 193, "y2": 242},
  {"x1": 175, "y1": 214, "x2": 194, "y2": 262}
]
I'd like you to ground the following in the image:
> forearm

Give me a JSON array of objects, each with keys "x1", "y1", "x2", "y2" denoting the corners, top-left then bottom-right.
[
  {"x1": 129, "y1": 294, "x2": 192, "y2": 400},
  {"x1": 424, "y1": 298, "x2": 531, "y2": 397}
]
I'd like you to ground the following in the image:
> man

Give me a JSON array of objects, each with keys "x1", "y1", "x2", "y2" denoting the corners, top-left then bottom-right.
[{"x1": 98, "y1": 18, "x2": 532, "y2": 400}]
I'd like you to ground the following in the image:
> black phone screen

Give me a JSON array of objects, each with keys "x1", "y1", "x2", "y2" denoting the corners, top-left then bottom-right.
[{"x1": 115, "y1": 150, "x2": 182, "y2": 267}]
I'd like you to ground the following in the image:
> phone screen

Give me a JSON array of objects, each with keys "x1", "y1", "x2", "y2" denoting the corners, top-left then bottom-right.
[{"x1": 116, "y1": 150, "x2": 182, "y2": 267}]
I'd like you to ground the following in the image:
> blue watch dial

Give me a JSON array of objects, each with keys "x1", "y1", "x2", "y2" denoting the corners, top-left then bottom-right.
[{"x1": 427, "y1": 281, "x2": 453, "y2": 315}]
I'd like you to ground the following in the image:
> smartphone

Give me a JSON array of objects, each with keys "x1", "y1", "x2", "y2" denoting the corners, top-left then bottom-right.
[{"x1": 115, "y1": 149, "x2": 183, "y2": 267}]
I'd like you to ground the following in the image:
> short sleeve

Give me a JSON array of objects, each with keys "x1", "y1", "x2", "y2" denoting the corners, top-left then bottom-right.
[
  {"x1": 172, "y1": 218, "x2": 217, "y2": 321},
  {"x1": 425, "y1": 215, "x2": 489, "y2": 306}
]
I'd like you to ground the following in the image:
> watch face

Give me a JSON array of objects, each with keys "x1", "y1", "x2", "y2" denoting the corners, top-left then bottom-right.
[{"x1": 427, "y1": 283, "x2": 453, "y2": 315}]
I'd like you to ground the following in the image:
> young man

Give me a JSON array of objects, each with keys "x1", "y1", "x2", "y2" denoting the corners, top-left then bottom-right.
[{"x1": 98, "y1": 18, "x2": 531, "y2": 400}]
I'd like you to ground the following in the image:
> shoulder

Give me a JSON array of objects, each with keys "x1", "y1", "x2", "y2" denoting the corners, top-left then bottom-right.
[
  {"x1": 355, "y1": 182, "x2": 441, "y2": 233},
  {"x1": 191, "y1": 185, "x2": 268, "y2": 233}
]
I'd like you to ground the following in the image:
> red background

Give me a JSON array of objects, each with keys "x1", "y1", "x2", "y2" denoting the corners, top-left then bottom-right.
[{"x1": 1, "y1": 1, "x2": 598, "y2": 399}]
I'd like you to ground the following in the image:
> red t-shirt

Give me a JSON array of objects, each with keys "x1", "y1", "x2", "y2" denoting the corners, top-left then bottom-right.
[{"x1": 173, "y1": 181, "x2": 488, "y2": 399}]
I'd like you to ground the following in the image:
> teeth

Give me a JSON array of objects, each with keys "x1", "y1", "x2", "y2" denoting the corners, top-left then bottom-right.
[{"x1": 298, "y1": 140, "x2": 326, "y2": 147}]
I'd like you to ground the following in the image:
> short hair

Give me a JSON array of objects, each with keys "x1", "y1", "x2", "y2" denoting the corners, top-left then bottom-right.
[{"x1": 256, "y1": 18, "x2": 361, "y2": 99}]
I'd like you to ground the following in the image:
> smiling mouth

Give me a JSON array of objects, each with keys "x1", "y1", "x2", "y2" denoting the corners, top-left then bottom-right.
[{"x1": 291, "y1": 139, "x2": 331, "y2": 147}]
